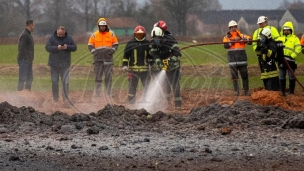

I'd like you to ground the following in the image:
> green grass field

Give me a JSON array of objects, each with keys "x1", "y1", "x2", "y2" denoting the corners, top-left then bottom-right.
[{"x1": 1, "y1": 43, "x2": 304, "y2": 92}]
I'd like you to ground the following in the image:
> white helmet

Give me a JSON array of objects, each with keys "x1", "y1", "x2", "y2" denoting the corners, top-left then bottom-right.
[
  {"x1": 260, "y1": 28, "x2": 272, "y2": 39},
  {"x1": 228, "y1": 20, "x2": 237, "y2": 27},
  {"x1": 151, "y1": 27, "x2": 164, "y2": 37},
  {"x1": 257, "y1": 16, "x2": 268, "y2": 24}
]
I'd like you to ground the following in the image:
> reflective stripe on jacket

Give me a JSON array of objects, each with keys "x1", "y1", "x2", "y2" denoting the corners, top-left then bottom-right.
[
  {"x1": 277, "y1": 21, "x2": 301, "y2": 64},
  {"x1": 252, "y1": 25, "x2": 280, "y2": 51},
  {"x1": 223, "y1": 30, "x2": 251, "y2": 64}
]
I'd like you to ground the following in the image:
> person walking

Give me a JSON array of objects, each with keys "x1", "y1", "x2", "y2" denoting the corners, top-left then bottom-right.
[
  {"x1": 88, "y1": 18, "x2": 118, "y2": 98},
  {"x1": 277, "y1": 21, "x2": 301, "y2": 96},
  {"x1": 255, "y1": 28, "x2": 280, "y2": 91},
  {"x1": 252, "y1": 16, "x2": 280, "y2": 89},
  {"x1": 150, "y1": 26, "x2": 182, "y2": 110},
  {"x1": 45, "y1": 26, "x2": 77, "y2": 102},
  {"x1": 122, "y1": 26, "x2": 152, "y2": 104},
  {"x1": 223, "y1": 20, "x2": 252, "y2": 96},
  {"x1": 17, "y1": 20, "x2": 35, "y2": 91}
]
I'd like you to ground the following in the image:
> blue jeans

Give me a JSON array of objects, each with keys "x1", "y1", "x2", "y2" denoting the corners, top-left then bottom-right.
[
  {"x1": 50, "y1": 66, "x2": 69, "y2": 101},
  {"x1": 279, "y1": 68, "x2": 295, "y2": 80},
  {"x1": 18, "y1": 59, "x2": 33, "y2": 91}
]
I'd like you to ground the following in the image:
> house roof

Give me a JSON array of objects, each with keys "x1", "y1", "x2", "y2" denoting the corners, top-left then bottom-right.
[
  {"x1": 106, "y1": 17, "x2": 139, "y2": 28},
  {"x1": 198, "y1": 10, "x2": 285, "y2": 25},
  {"x1": 288, "y1": 9, "x2": 304, "y2": 23}
]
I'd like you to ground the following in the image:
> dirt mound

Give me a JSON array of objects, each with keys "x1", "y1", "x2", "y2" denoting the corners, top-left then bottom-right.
[{"x1": 1, "y1": 89, "x2": 304, "y2": 170}]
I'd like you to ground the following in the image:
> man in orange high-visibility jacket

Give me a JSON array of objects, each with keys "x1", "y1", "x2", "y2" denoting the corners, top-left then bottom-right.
[
  {"x1": 223, "y1": 20, "x2": 252, "y2": 96},
  {"x1": 88, "y1": 18, "x2": 118, "y2": 98}
]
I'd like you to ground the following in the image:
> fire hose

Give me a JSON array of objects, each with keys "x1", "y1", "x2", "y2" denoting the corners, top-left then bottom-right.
[
  {"x1": 282, "y1": 57, "x2": 304, "y2": 91},
  {"x1": 177, "y1": 40, "x2": 304, "y2": 91},
  {"x1": 161, "y1": 40, "x2": 259, "y2": 70}
]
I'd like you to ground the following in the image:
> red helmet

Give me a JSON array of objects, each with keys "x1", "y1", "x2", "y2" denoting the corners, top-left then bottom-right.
[
  {"x1": 154, "y1": 20, "x2": 167, "y2": 31},
  {"x1": 134, "y1": 25, "x2": 146, "y2": 41}
]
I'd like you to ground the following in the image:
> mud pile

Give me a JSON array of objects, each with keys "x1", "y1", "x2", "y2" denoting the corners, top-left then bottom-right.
[{"x1": 0, "y1": 100, "x2": 304, "y2": 170}]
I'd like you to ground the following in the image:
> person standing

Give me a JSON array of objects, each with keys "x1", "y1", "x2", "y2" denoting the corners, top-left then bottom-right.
[
  {"x1": 17, "y1": 20, "x2": 35, "y2": 91},
  {"x1": 252, "y1": 16, "x2": 280, "y2": 89},
  {"x1": 45, "y1": 26, "x2": 77, "y2": 102},
  {"x1": 150, "y1": 26, "x2": 182, "y2": 110},
  {"x1": 277, "y1": 21, "x2": 301, "y2": 96},
  {"x1": 223, "y1": 20, "x2": 252, "y2": 96},
  {"x1": 123, "y1": 26, "x2": 152, "y2": 104},
  {"x1": 255, "y1": 28, "x2": 280, "y2": 91},
  {"x1": 88, "y1": 18, "x2": 118, "y2": 98}
]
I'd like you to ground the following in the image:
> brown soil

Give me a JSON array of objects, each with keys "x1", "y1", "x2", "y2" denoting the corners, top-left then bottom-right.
[{"x1": 1, "y1": 65, "x2": 304, "y2": 171}]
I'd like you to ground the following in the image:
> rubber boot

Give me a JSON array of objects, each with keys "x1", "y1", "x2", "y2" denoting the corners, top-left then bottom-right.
[
  {"x1": 279, "y1": 79, "x2": 286, "y2": 96},
  {"x1": 289, "y1": 79, "x2": 295, "y2": 94},
  {"x1": 232, "y1": 80, "x2": 239, "y2": 96},
  {"x1": 93, "y1": 83, "x2": 101, "y2": 97},
  {"x1": 242, "y1": 78, "x2": 250, "y2": 96}
]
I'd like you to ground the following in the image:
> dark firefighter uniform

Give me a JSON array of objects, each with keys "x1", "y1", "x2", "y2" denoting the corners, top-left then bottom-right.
[
  {"x1": 123, "y1": 37, "x2": 152, "y2": 104},
  {"x1": 255, "y1": 29, "x2": 280, "y2": 91},
  {"x1": 150, "y1": 27, "x2": 182, "y2": 109},
  {"x1": 223, "y1": 28, "x2": 252, "y2": 96}
]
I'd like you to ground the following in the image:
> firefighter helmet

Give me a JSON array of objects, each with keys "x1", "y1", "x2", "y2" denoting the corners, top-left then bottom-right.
[
  {"x1": 134, "y1": 25, "x2": 146, "y2": 41},
  {"x1": 151, "y1": 27, "x2": 164, "y2": 38},
  {"x1": 154, "y1": 20, "x2": 168, "y2": 31},
  {"x1": 257, "y1": 16, "x2": 268, "y2": 24},
  {"x1": 228, "y1": 20, "x2": 238, "y2": 27},
  {"x1": 260, "y1": 28, "x2": 272, "y2": 39}
]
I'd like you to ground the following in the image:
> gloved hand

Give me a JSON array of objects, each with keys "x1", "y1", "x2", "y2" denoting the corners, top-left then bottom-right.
[
  {"x1": 155, "y1": 58, "x2": 163, "y2": 70},
  {"x1": 91, "y1": 49, "x2": 99, "y2": 56},
  {"x1": 226, "y1": 32, "x2": 232, "y2": 38},
  {"x1": 108, "y1": 48, "x2": 115, "y2": 55},
  {"x1": 122, "y1": 66, "x2": 128, "y2": 72}
]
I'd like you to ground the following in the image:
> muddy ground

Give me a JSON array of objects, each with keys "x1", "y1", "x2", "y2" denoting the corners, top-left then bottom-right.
[{"x1": 1, "y1": 65, "x2": 304, "y2": 170}]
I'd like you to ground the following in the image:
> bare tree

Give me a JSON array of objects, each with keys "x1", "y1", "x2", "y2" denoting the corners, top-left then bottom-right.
[
  {"x1": 111, "y1": 0, "x2": 137, "y2": 17},
  {"x1": 159, "y1": 0, "x2": 221, "y2": 36}
]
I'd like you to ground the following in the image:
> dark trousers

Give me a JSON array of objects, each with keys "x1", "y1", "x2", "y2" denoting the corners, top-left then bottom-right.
[
  {"x1": 94, "y1": 62, "x2": 113, "y2": 96},
  {"x1": 18, "y1": 59, "x2": 33, "y2": 91},
  {"x1": 229, "y1": 65, "x2": 248, "y2": 80},
  {"x1": 50, "y1": 66, "x2": 69, "y2": 101},
  {"x1": 163, "y1": 69, "x2": 182, "y2": 107},
  {"x1": 263, "y1": 77, "x2": 279, "y2": 91},
  {"x1": 128, "y1": 71, "x2": 150, "y2": 103}
]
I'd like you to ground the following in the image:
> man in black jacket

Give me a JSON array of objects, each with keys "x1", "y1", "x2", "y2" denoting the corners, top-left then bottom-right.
[
  {"x1": 17, "y1": 20, "x2": 35, "y2": 91},
  {"x1": 45, "y1": 26, "x2": 77, "y2": 102}
]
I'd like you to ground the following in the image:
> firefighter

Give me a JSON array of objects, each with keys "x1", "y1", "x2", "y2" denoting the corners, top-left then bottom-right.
[
  {"x1": 88, "y1": 18, "x2": 118, "y2": 98},
  {"x1": 150, "y1": 26, "x2": 182, "y2": 110},
  {"x1": 255, "y1": 28, "x2": 280, "y2": 91},
  {"x1": 122, "y1": 26, "x2": 152, "y2": 104},
  {"x1": 223, "y1": 20, "x2": 252, "y2": 96},
  {"x1": 252, "y1": 16, "x2": 280, "y2": 89},
  {"x1": 277, "y1": 22, "x2": 301, "y2": 96}
]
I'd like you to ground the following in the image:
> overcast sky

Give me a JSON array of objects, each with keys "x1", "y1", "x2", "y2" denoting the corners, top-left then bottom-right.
[
  {"x1": 137, "y1": 0, "x2": 303, "y2": 10},
  {"x1": 219, "y1": 0, "x2": 302, "y2": 10}
]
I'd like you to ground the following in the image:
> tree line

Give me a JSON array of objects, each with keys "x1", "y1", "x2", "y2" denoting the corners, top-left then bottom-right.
[{"x1": 0, "y1": 0, "x2": 302, "y2": 38}]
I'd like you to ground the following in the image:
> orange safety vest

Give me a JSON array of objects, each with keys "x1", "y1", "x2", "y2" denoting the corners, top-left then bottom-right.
[
  {"x1": 223, "y1": 30, "x2": 251, "y2": 51},
  {"x1": 88, "y1": 30, "x2": 118, "y2": 49}
]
